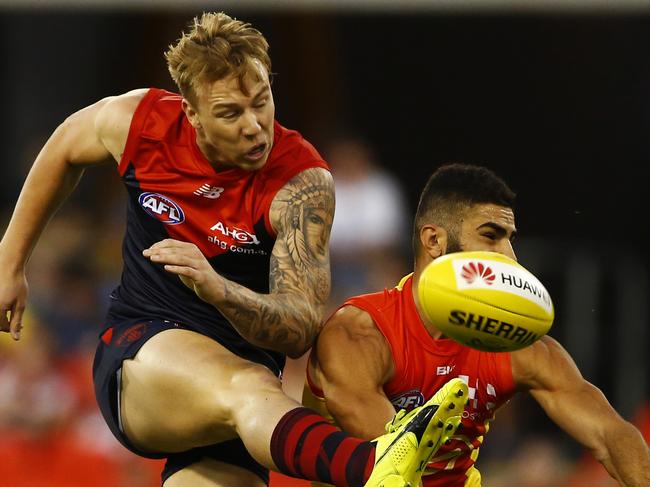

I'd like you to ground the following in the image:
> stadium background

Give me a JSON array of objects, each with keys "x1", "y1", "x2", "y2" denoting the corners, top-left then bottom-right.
[{"x1": 0, "y1": 1, "x2": 648, "y2": 485}]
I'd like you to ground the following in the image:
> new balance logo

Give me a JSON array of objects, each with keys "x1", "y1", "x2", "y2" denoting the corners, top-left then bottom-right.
[{"x1": 194, "y1": 184, "x2": 225, "y2": 199}]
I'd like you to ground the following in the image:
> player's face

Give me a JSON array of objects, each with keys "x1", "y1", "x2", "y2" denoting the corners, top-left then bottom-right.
[
  {"x1": 185, "y1": 60, "x2": 275, "y2": 171},
  {"x1": 450, "y1": 203, "x2": 517, "y2": 260},
  {"x1": 304, "y1": 205, "x2": 331, "y2": 264}
]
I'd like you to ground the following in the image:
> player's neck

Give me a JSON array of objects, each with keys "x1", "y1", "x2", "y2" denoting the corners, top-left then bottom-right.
[{"x1": 411, "y1": 273, "x2": 446, "y2": 340}]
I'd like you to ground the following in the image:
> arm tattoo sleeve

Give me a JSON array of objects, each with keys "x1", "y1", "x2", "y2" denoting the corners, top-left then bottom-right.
[{"x1": 217, "y1": 167, "x2": 334, "y2": 358}]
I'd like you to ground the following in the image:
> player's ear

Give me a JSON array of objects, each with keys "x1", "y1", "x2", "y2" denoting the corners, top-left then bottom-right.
[
  {"x1": 420, "y1": 224, "x2": 446, "y2": 259},
  {"x1": 182, "y1": 99, "x2": 202, "y2": 129}
]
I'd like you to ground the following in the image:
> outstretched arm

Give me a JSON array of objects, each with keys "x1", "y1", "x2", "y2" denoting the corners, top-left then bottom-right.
[
  {"x1": 144, "y1": 167, "x2": 335, "y2": 358},
  {"x1": 512, "y1": 335, "x2": 650, "y2": 486},
  {"x1": 0, "y1": 89, "x2": 145, "y2": 340},
  {"x1": 309, "y1": 305, "x2": 396, "y2": 439}
]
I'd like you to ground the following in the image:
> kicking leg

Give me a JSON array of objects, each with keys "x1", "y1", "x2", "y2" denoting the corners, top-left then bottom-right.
[{"x1": 120, "y1": 328, "x2": 468, "y2": 486}]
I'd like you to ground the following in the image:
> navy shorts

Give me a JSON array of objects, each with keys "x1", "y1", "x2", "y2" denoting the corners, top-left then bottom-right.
[{"x1": 92, "y1": 318, "x2": 269, "y2": 485}]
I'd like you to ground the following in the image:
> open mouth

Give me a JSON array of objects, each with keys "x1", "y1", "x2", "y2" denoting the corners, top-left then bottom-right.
[{"x1": 245, "y1": 143, "x2": 267, "y2": 161}]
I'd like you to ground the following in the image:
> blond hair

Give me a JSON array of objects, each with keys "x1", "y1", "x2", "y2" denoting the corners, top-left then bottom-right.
[{"x1": 165, "y1": 12, "x2": 271, "y2": 105}]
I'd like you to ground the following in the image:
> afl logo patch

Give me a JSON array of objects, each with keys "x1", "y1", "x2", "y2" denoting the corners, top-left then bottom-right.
[
  {"x1": 138, "y1": 192, "x2": 185, "y2": 225},
  {"x1": 116, "y1": 323, "x2": 148, "y2": 346},
  {"x1": 390, "y1": 389, "x2": 425, "y2": 411}
]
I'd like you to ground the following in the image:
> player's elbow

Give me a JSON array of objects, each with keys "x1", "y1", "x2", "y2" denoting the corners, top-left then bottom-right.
[
  {"x1": 285, "y1": 342, "x2": 311, "y2": 359},
  {"x1": 285, "y1": 318, "x2": 320, "y2": 359},
  {"x1": 261, "y1": 299, "x2": 322, "y2": 358},
  {"x1": 279, "y1": 342, "x2": 310, "y2": 359},
  {"x1": 285, "y1": 350, "x2": 306, "y2": 360},
  {"x1": 250, "y1": 323, "x2": 316, "y2": 359}
]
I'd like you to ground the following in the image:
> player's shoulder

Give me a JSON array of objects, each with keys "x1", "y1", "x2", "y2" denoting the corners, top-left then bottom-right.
[
  {"x1": 309, "y1": 303, "x2": 391, "y2": 390},
  {"x1": 279, "y1": 165, "x2": 334, "y2": 192},
  {"x1": 268, "y1": 165, "x2": 334, "y2": 234},
  {"x1": 269, "y1": 121, "x2": 327, "y2": 167},
  {"x1": 272, "y1": 121, "x2": 314, "y2": 150},
  {"x1": 62, "y1": 88, "x2": 147, "y2": 128},
  {"x1": 264, "y1": 121, "x2": 331, "y2": 197},
  {"x1": 87, "y1": 88, "x2": 149, "y2": 139},
  {"x1": 95, "y1": 88, "x2": 149, "y2": 125},
  {"x1": 314, "y1": 303, "x2": 395, "y2": 384},
  {"x1": 319, "y1": 304, "x2": 383, "y2": 345},
  {"x1": 85, "y1": 88, "x2": 150, "y2": 161}
]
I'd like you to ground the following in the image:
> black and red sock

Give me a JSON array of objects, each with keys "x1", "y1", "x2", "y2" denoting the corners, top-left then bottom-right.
[{"x1": 270, "y1": 407, "x2": 375, "y2": 487}]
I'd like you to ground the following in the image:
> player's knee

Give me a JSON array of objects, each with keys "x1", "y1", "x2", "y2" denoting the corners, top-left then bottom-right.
[
  {"x1": 224, "y1": 362, "x2": 285, "y2": 413},
  {"x1": 229, "y1": 361, "x2": 283, "y2": 396}
]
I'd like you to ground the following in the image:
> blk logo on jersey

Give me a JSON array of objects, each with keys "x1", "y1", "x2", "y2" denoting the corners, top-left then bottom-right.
[
  {"x1": 437, "y1": 365, "x2": 456, "y2": 375},
  {"x1": 139, "y1": 193, "x2": 185, "y2": 225}
]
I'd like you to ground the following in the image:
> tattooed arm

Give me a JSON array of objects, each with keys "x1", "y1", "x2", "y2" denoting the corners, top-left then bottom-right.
[
  {"x1": 143, "y1": 167, "x2": 334, "y2": 358},
  {"x1": 217, "y1": 166, "x2": 334, "y2": 356}
]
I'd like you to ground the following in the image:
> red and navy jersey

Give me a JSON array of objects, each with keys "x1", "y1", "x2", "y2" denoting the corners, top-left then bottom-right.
[
  {"x1": 107, "y1": 88, "x2": 328, "y2": 374},
  {"x1": 311, "y1": 275, "x2": 515, "y2": 486}
]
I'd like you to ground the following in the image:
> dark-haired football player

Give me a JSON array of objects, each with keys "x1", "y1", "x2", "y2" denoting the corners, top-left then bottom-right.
[{"x1": 306, "y1": 163, "x2": 650, "y2": 486}]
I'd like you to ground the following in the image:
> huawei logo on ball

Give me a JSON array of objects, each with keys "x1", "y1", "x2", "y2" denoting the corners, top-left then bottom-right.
[{"x1": 461, "y1": 262, "x2": 495, "y2": 285}]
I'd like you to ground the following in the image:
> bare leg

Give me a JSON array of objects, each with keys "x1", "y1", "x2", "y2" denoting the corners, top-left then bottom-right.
[
  {"x1": 120, "y1": 328, "x2": 299, "y2": 467},
  {"x1": 163, "y1": 459, "x2": 266, "y2": 487},
  {"x1": 120, "y1": 329, "x2": 466, "y2": 487}
]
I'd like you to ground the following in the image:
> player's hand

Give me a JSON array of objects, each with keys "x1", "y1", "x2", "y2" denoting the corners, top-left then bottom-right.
[
  {"x1": 142, "y1": 239, "x2": 224, "y2": 304},
  {"x1": 0, "y1": 270, "x2": 28, "y2": 340}
]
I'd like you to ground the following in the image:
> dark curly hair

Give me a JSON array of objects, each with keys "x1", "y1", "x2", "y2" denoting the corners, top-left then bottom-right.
[{"x1": 412, "y1": 163, "x2": 516, "y2": 254}]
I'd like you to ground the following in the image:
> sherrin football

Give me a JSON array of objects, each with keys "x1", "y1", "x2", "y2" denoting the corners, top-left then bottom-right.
[{"x1": 417, "y1": 251, "x2": 554, "y2": 352}]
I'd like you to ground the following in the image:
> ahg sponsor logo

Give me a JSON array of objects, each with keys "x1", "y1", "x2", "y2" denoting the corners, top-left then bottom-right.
[
  {"x1": 210, "y1": 221, "x2": 260, "y2": 245},
  {"x1": 138, "y1": 193, "x2": 185, "y2": 224}
]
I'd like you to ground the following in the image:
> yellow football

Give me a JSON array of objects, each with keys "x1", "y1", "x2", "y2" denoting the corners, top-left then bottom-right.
[{"x1": 417, "y1": 251, "x2": 554, "y2": 352}]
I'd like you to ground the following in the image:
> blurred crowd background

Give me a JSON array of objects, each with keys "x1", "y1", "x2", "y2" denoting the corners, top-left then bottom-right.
[{"x1": 0, "y1": 1, "x2": 648, "y2": 486}]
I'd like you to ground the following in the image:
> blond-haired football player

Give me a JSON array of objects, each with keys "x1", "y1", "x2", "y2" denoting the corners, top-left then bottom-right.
[{"x1": 0, "y1": 11, "x2": 467, "y2": 487}]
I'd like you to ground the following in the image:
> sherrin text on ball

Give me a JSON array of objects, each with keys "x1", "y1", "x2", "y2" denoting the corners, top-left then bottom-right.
[{"x1": 417, "y1": 251, "x2": 554, "y2": 352}]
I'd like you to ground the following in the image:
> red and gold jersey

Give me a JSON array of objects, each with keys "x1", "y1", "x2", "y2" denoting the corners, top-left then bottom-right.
[
  {"x1": 108, "y1": 88, "x2": 328, "y2": 374},
  {"x1": 309, "y1": 274, "x2": 515, "y2": 486}
]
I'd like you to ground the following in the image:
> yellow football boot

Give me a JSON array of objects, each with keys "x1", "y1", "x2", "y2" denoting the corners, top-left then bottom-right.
[{"x1": 364, "y1": 378, "x2": 469, "y2": 487}]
